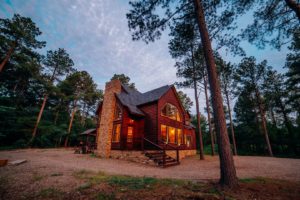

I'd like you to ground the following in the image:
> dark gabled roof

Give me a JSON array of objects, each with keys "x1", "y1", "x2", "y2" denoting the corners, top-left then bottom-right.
[{"x1": 116, "y1": 84, "x2": 172, "y2": 116}]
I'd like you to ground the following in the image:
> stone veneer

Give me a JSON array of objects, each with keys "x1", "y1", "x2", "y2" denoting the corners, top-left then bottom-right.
[
  {"x1": 110, "y1": 150, "x2": 157, "y2": 166},
  {"x1": 165, "y1": 149, "x2": 197, "y2": 161},
  {"x1": 96, "y1": 79, "x2": 121, "y2": 158}
]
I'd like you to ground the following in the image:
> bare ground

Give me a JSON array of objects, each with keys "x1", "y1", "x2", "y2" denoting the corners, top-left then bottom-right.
[
  {"x1": 0, "y1": 148, "x2": 300, "y2": 200},
  {"x1": 1, "y1": 148, "x2": 300, "y2": 181}
]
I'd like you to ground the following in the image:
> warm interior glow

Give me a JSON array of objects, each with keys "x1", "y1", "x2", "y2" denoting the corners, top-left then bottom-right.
[
  {"x1": 161, "y1": 103, "x2": 181, "y2": 121},
  {"x1": 112, "y1": 123, "x2": 121, "y2": 142},
  {"x1": 127, "y1": 126, "x2": 133, "y2": 143},
  {"x1": 168, "y1": 126, "x2": 176, "y2": 143},
  {"x1": 161, "y1": 125, "x2": 167, "y2": 142},
  {"x1": 185, "y1": 135, "x2": 191, "y2": 147},
  {"x1": 177, "y1": 129, "x2": 182, "y2": 145},
  {"x1": 161, "y1": 124, "x2": 184, "y2": 144}
]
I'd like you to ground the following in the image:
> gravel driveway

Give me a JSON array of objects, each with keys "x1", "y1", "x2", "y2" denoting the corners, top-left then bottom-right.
[{"x1": 1, "y1": 148, "x2": 300, "y2": 181}]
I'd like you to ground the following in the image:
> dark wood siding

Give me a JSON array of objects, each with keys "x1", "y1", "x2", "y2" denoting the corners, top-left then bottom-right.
[
  {"x1": 158, "y1": 87, "x2": 196, "y2": 150},
  {"x1": 139, "y1": 103, "x2": 158, "y2": 144}
]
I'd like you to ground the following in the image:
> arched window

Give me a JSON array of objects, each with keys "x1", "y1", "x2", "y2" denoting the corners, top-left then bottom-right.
[{"x1": 161, "y1": 103, "x2": 181, "y2": 121}]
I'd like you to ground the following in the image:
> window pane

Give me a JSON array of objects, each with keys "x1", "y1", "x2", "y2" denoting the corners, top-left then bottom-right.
[
  {"x1": 127, "y1": 126, "x2": 133, "y2": 143},
  {"x1": 114, "y1": 105, "x2": 122, "y2": 120},
  {"x1": 186, "y1": 135, "x2": 191, "y2": 147},
  {"x1": 161, "y1": 103, "x2": 181, "y2": 122},
  {"x1": 168, "y1": 126, "x2": 176, "y2": 143},
  {"x1": 177, "y1": 129, "x2": 182, "y2": 145},
  {"x1": 161, "y1": 125, "x2": 167, "y2": 142},
  {"x1": 112, "y1": 124, "x2": 121, "y2": 142}
]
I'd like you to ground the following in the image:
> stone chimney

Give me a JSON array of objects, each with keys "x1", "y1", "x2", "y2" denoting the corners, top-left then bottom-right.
[{"x1": 96, "y1": 79, "x2": 122, "y2": 158}]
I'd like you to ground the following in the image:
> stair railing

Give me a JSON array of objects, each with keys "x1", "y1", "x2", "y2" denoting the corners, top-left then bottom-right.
[
  {"x1": 161, "y1": 141, "x2": 180, "y2": 163},
  {"x1": 143, "y1": 137, "x2": 166, "y2": 167},
  {"x1": 143, "y1": 137, "x2": 180, "y2": 165}
]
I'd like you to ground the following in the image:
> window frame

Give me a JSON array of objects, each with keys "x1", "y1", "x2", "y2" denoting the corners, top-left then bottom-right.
[
  {"x1": 114, "y1": 103, "x2": 122, "y2": 121},
  {"x1": 160, "y1": 124, "x2": 183, "y2": 145},
  {"x1": 112, "y1": 123, "x2": 121, "y2": 143},
  {"x1": 161, "y1": 103, "x2": 182, "y2": 122}
]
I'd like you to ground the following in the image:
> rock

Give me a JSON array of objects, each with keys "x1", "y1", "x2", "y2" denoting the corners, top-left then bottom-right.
[{"x1": 8, "y1": 159, "x2": 27, "y2": 166}]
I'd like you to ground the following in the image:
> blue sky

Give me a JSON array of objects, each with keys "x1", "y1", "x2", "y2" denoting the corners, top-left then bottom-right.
[{"x1": 0, "y1": 0, "x2": 290, "y2": 115}]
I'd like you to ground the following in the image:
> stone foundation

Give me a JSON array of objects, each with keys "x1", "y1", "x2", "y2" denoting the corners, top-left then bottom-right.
[
  {"x1": 110, "y1": 150, "x2": 156, "y2": 166},
  {"x1": 110, "y1": 150, "x2": 196, "y2": 165},
  {"x1": 165, "y1": 149, "x2": 197, "y2": 161}
]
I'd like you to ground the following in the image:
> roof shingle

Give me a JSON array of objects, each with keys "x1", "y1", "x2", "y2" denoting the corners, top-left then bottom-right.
[{"x1": 116, "y1": 84, "x2": 172, "y2": 116}]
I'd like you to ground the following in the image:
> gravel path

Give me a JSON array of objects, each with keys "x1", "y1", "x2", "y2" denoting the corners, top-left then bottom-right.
[{"x1": 1, "y1": 148, "x2": 300, "y2": 181}]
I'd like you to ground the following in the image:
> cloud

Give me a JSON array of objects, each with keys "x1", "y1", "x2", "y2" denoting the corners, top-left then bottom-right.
[{"x1": 0, "y1": 0, "x2": 289, "y2": 116}]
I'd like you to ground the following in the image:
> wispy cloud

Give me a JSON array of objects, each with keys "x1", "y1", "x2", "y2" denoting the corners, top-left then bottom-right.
[{"x1": 0, "y1": 0, "x2": 289, "y2": 115}]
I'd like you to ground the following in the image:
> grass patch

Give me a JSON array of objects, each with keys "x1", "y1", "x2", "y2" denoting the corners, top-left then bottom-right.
[
  {"x1": 73, "y1": 170, "x2": 191, "y2": 191},
  {"x1": 108, "y1": 176, "x2": 158, "y2": 190},
  {"x1": 77, "y1": 182, "x2": 92, "y2": 191},
  {"x1": 208, "y1": 187, "x2": 222, "y2": 195},
  {"x1": 96, "y1": 192, "x2": 115, "y2": 200},
  {"x1": 73, "y1": 169, "x2": 94, "y2": 179},
  {"x1": 239, "y1": 177, "x2": 266, "y2": 183},
  {"x1": 50, "y1": 172, "x2": 63, "y2": 177},
  {"x1": 90, "y1": 153, "x2": 97, "y2": 158},
  {"x1": 32, "y1": 173, "x2": 44, "y2": 182},
  {"x1": 37, "y1": 187, "x2": 64, "y2": 199}
]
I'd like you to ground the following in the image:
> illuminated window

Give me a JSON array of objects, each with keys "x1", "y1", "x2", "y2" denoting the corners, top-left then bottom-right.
[
  {"x1": 129, "y1": 119, "x2": 134, "y2": 124},
  {"x1": 112, "y1": 123, "x2": 121, "y2": 142},
  {"x1": 114, "y1": 104, "x2": 122, "y2": 120},
  {"x1": 127, "y1": 126, "x2": 133, "y2": 143},
  {"x1": 168, "y1": 126, "x2": 176, "y2": 143},
  {"x1": 177, "y1": 129, "x2": 182, "y2": 145},
  {"x1": 185, "y1": 135, "x2": 192, "y2": 147},
  {"x1": 161, "y1": 125, "x2": 167, "y2": 142},
  {"x1": 161, "y1": 103, "x2": 181, "y2": 121}
]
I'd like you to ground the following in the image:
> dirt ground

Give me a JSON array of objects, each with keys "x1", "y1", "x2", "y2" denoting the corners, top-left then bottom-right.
[{"x1": 0, "y1": 148, "x2": 300, "y2": 200}]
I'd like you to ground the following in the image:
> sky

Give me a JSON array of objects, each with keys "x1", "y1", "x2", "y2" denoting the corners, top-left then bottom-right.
[{"x1": 0, "y1": 0, "x2": 290, "y2": 115}]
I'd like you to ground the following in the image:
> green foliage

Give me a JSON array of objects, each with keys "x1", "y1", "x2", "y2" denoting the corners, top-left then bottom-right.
[
  {"x1": 227, "y1": 0, "x2": 299, "y2": 49},
  {"x1": 37, "y1": 187, "x2": 64, "y2": 199},
  {"x1": 177, "y1": 90, "x2": 193, "y2": 112},
  {"x1": 0, "y1": 13, "x2": 46, "y2": 62},
  {"x1": 0, "y1": 15, "x2": 102, "y2": 149},
  {"x1": 111, "y1": 73, "x2": 136, "y2": 89}
]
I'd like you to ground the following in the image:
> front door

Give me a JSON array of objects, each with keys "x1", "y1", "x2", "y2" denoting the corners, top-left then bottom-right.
[{"x1": 126, "y1": 126, "x2": 134, "y2": 149}]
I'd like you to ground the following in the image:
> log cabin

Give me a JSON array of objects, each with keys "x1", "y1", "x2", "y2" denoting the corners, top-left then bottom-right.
[{"x1": 96, "y1": 79, "x2": 196, "y2": 167}]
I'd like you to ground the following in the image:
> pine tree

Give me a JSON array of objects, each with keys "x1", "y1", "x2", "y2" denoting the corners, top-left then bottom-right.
[
  {"x1": 31, "y1": 48, "x2": 74, "y2": 144},
  {"x1": 235, "y1": 57, "x2": 273, "y2": 156},
  {"x1": 0, "y1": 14, "x2": 46, "y2": 72}
]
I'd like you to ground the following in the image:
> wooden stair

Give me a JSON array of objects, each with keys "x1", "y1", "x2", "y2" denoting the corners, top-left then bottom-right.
[{"x1": 144, "y1": 151, "x2": 180, "y2": 168}]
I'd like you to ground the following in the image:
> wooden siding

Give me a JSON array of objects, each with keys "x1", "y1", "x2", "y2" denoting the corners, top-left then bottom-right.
[
  {"x1": 158, "y1": 87, "x2": 196, "y2": 150},
  {"x1": 139, "y1": 103, "x2": 158, "y2": 144}
]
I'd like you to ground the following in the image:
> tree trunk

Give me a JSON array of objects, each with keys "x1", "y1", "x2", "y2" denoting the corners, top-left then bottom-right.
[
  {"x1": 64, "y1": 101, "x2": 77, "y2": 147},
  {"x1": 190, "y1": 44, "x2": 204, "y2": 160},
  {"x1": 194, "y1": 79, "x2": 205, "y2": 160},
  {"x1": 193, "y1": 0, "x2": 237, "y2": 187},
  {"x1": 278, "y1": 99, "x2": 296, "y2": 154},
  {"x1": 54, "y1": 110, "x2": 59, "y2": 125},
  {"x1": 270, "y1": 106, "x2": 277, "y2": 127},
  {"x1": 204, "y1": 74, "x2": 215, "y2": 156},
  {"x1": 255, "y1": 89, "x2": 273, "y2": 156},
  {"x1": 31, "y1": 94, "x2": 48, "y2": 143},
  {"x1": 285, "y1": 0, "x2": 300, "y2": 20},
  {"x1": 0, "y1": 42, "x2": 16, "y2": 73},
  {"x1": 224, "y1": 88, "x2": 237, "y2": 156},
  {"x1": 31, "y1": 65, "x2": 57, "y2": 145}
]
